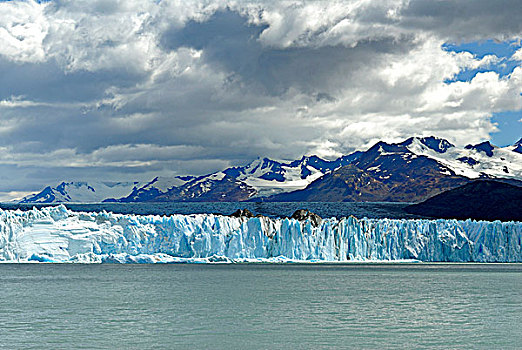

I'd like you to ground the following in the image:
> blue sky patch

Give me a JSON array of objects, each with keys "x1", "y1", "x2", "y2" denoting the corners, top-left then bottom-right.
[
  {"x1": 443, "y1": 39, "x2": 521, "y2": 83},
  {"x1": 491, "y1": 110, "x2": 522, "y2": 147}
]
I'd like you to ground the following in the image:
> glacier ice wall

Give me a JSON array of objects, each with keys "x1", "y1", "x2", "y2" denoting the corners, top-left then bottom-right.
[{"x1": 0, "y1": 205, "x2": 520, "y2": 263}]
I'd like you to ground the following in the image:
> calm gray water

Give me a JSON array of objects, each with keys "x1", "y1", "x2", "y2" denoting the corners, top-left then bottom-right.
[
  {"x1": 1, "y1": 201, "x2": 423, "y2": 220},
  {"x1": 1, "y1": 264, "x2": 521, "y2": 349}
]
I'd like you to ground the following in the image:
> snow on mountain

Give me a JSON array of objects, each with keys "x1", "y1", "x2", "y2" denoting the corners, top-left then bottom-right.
[
  {"x1": 465, "y1": 141, "x2": 495, "y2": 157},
  {"x1": 144, "y1": 176, "x2": 195, "y2": 192},
  {"x1": 108, "y1": 176, "x2": 195, "y2": 202},
  {"x1": 19, "y1": 181, "x2": 145, "y2": 204},
  {"x1": 262, "y1": 136, "x2": 522, "y2": 203},
  {"x1": 1, "y1": 206, "x2": 520, "y2": 263},
  {"x1": 513, "y1": 138, "x2": 522, "y2": 154},
  {"x1": 16, "y1": 136, "x2": 520, "y2": 203},
  {"x1": 403, "y1": 137, "x2": 522, "y2": 179},
  {"x1": 230, "y1": 155, "x2": 357, "y2": 197},
  {"x1": 400, "y1": 136, "x2": 455, "y2": 153},
  {"x1": 266, "y1": 139, "x2": 470, "y2": 202},
  {"x1": 170, "y1": 171, "x2": 251, "y2": 201},
  {"x1": 149, "y1": 154, "x2": 363, "y2": 202}
]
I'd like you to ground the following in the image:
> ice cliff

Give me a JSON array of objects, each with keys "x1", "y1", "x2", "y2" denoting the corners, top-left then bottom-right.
[{"x1": 0, "y1": 206, "x2": 520, "y2": 263}]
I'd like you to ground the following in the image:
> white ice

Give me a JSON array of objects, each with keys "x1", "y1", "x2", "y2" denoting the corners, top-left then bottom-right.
[{"x1": 0, "y1": 205, "x2": 520, "y2": 263}]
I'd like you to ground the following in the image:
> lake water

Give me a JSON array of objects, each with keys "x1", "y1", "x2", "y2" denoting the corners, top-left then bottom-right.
[
  {"x1": 1, "y1": 264, "x2": 520, "y2": 349},
  {"x1": 1, "y1": 201, "x2": 423, "y2": 219}
]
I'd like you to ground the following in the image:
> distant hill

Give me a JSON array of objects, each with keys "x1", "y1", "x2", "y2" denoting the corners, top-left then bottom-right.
[
  {"x1": 405, "y1": 180, "x2": 522, "y2": 221},
  {"x1": 19, "y1": 181, "x2": 145, "y2": 204}
]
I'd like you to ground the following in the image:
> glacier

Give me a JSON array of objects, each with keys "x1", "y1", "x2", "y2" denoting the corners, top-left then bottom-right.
[{"x1": 0, "y1": 205, "x2": 520, "y2": 263}]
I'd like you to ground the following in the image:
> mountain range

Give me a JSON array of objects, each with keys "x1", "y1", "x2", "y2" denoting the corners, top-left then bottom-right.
[{"x1": 18, "y1": 136, "x2": 522, "y2": 204}]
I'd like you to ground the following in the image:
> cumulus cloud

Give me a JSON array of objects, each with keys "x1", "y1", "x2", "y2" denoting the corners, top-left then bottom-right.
[
  {"x1": 0, "y1": 0, "x2": 48, "y2": 63},
  {"x1": 0, "y1": 0, "x2": 521, "y2": 198},
  {"x1": 513, "y1": 47, "x2": 522, "y2": 61}
]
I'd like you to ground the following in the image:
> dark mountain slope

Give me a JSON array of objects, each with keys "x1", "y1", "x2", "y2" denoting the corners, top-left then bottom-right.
[
  {"x1": 405, "y1": 180, "x2": 522, "y2": 221},
  {"x1": 259, "y1": 165, "x2": 389, "y2": 202},
  {"x1": 263, "y1": 141, "x2": 470, "y2": 202},
  {"x1": 152, "y1": 175, "x2": 257, "y2": 202}
]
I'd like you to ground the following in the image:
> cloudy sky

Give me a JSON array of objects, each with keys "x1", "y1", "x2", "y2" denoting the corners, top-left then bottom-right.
[{"x1": 0, "y1": 0, "x2": 521, "y2": 199}]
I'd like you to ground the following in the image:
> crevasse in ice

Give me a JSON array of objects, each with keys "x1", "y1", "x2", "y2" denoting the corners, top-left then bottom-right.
[{"x1": 0, "y1": 205, "x2": 520, "y2": 263}]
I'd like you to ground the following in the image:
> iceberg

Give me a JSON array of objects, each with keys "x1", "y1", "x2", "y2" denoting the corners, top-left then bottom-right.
[{"x1": 0, "y1": 205, "x2": 520, "y2": 263}]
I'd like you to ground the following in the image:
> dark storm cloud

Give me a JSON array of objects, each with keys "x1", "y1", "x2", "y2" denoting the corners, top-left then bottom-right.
[
  {"x1": 402, "y1": 0, "x2": 522, "y2": 40},
  {"x1": 161, "y1": 10, "x2": 416, "y2": 95},
  {"x1": 0, "y1": 59, "x2": 144, "y2": 103}
]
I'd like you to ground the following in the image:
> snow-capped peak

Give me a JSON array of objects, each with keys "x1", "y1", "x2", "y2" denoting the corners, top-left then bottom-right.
[
  {"x1": 216, "y1": 154, "x2": 360, "y2": 197},
  {"x1": 17, "y1": 136, "x2": 520, "y2": 204},
  {"x1": 20, "y1": 181, "x2": 144, "y2": 203},
  {"x1": 465, "y1": 141, "x2": 495, "y2": 157},
  {"x1": 140, "y1": 176, "x2": 193, "y2": 192},
  {"x1": 234, "y1": 157, "x2": 323, "y2": 196},
  {"x1": 108, "y1": 176, "x2": 197, "y2": 202},
  {"x1": 400, "y1": 136, "x2": 454, "y2": 153},
  {"x1": 405, "y1": 138, "x2": 521, "y2": 179}
]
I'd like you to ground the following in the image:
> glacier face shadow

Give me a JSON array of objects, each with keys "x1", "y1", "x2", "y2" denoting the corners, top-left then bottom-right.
[{"x1": 0, "y1": 206, "x2": 520, "y2": 263}]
